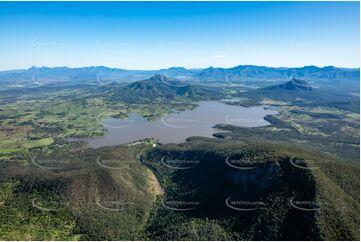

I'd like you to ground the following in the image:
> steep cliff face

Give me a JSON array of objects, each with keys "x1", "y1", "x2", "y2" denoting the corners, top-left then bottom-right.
[
  {"x1": 143, "y1": 141, "x2": 323, "y2": 240},
  {"x1": 225, "y1": 161, "x2": 282, "y2": 193}
]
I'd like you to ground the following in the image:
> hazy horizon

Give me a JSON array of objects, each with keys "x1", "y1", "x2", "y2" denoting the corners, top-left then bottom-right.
[{"x1": 1, "y1": 64, "x2": 361, "y2": 73}]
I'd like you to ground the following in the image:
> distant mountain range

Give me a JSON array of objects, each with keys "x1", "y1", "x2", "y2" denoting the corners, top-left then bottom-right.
[{"x1": 0, "y1": 65, "x2": 359, "y2": 91}]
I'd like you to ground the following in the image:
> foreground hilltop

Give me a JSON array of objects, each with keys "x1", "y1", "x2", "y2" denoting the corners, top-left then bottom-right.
[
  {"x1": 0, "y1": 139, "x2": 358, "y2": 240},
  {"x1": 144, "y1": 139, "x2": 359, "y2": 240}
]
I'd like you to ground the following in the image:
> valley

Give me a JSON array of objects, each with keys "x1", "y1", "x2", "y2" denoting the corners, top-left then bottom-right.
[
  {"x1": 0, "y1": 1, "x2": 359, "y2": 241},
  {"x1": 0, "y1": 68, "x2": 359, "y2": 240}
]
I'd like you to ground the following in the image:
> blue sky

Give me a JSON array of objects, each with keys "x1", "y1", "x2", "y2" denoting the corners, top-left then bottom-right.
[{"x1": 0, "y1": 1, "x2": 359, "y2": 70}]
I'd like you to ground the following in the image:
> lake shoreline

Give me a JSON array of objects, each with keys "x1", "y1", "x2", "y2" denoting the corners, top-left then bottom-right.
[{"x1": 68, "y1": 101, "x2": 277, "y2": 148}]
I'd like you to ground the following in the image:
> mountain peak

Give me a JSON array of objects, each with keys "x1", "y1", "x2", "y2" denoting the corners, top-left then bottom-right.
[
  {"x1": 128, "y1": 74, "x2": 175, "y2": 90},
  {"x1": 149, "y1": 74, "x2": 168, "y2": 82},
  {"x1": 265, "y1": 78, "x2": 312, "y2": 91},
  {"x1": 113, "y1": 74, "x2": 216, "y2": 103},
  {"x1": 291, "y1": 77, "x2": 309, "y2": 86}
]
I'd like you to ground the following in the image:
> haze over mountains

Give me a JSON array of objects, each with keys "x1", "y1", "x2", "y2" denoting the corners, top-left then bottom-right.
[{"x1": 0, "y1": 65, "x2": 359, "y2": 91}]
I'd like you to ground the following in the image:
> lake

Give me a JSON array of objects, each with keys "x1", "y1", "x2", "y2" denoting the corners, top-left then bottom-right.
[{"x1": 72, "y1": 101, "x2": 277, "y2": 148}]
